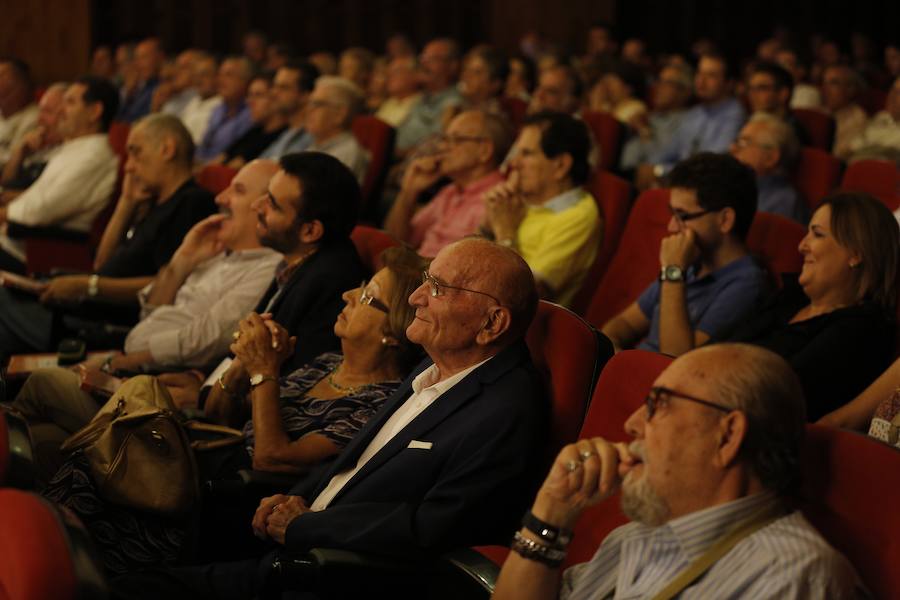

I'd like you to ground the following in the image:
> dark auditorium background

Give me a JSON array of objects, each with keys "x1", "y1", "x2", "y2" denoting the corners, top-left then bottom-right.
[{"x1": 1, "y1": 0, "x2": 897, "y2": 85}]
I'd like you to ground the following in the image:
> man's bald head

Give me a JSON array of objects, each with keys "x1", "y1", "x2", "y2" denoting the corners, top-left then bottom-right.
[
  {"x1": 135, "y1": 113, "x2": 195, "y2": 169},
  {"x1": 449, "y1": 237, "x2": 539, "y2": 343}
]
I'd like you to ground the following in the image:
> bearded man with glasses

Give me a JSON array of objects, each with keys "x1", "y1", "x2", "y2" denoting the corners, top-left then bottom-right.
[
  {"x1": 494, "y1": 343, "x2": 866, "y2": 600},
  {"x1": 602, "y1": 152, "x2": 769, "y2": 357}
]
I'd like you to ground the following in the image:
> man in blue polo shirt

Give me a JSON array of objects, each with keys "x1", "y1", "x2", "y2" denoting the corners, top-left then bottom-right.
[{"x1": 602, "y1": 152, "x2": 768, "y2": 357}]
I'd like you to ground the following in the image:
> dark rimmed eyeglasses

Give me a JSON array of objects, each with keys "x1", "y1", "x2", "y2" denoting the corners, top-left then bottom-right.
[
  {"x1": 358, "y1": 280, "x2": 390, "y2": 313},
  {"x1": 436, "y1": 134, "x2": 488, "y2": 145},
  {"x1": 645, "y1": 386, "x2": 733, "y2": 420},
  {"x1": 668, "y1": 205, "x2": 713, "y2": 223},
  {"x1": 421, "y1": 271, "x2": 501, "y2": 304}
]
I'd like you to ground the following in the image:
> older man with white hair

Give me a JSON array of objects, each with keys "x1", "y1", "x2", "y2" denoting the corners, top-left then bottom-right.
[
  {"x1": 494, "y1": 343, "x2": 867, "y2": 600},
  {"x1": 730, "y1": 112, "x2": 806, "y2": 223},
  {"x1": 305, "y1": 75, "x2": 370, "y2": 184}
]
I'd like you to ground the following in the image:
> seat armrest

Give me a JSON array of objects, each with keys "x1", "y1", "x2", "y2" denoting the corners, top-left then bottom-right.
[
  {"x1": 6, "y1": 221, "x2": 90, "y2": 242},
  {"x1": 203, "y1": 468, "x2": 302, "y2": 499}
]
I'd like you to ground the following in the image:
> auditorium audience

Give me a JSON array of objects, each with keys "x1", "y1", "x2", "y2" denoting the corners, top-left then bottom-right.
[
  {"x1": 637, "y1": 52, "x2": 747, "y2": 189},
  {"x1": 213, "y1": 72, "x2": 287, "y2": 168},
  {"x1": 179, "y1": 52, "x2": 222, "y2": 145},
  {"x1": 304, "y1": 76, "x2": 369, "y2": 184},
  {"x1": 723, "y1": 192, "x2": 898, "y2": 421},
  {"x1": 155, "y1": 49, "x2": 198, "y2": 118},
  {"x1": 493, "y1": 343, "x2": 865, "y2": 599},
  {"x1": 156, "y1": 152, "x2": 367, "y2": 409},
  {"x1": 730, "y1": 112, "x2": 806, "y2": 223},
  {"x1": 394, "y1": 38, "x2": 462, "y2": 155},
  {"x1": 505, "y1": 54, "x2": 537, "y2": 102},
  {"x1": 775, "y1": 46, "x2": 823, "y2": 110},
  {"x1": 455, "y1": 45, "x2": 508, "y2": 116},
  {"x1": 528, "y1": 64, "x2": 582, "y2": 115},
  {"x1": 620, "y1": 63, "x2": 691, "y2": 171},
  {"x1": 241, "y1": 30, "x2": 268, "y2": 68},
  {"x1": 0, "y1": 58, "x2": 38, "y2": 166},
  {"x1": 847, "y1": 74, "x2": 900, "y2": 163},
  {"x1": 195, "y1": 56, "x2": 254, "y2": 162},
  {"x1": 587, "y1": 60, "x2": 647, "y2": 124},
  {"x1": 374, "y1": 55, "x2": 422, "y2": 127},
  {"x1": 385, "y1": 109, "x2": 511, "y2": 256},
  {"x1": 821, "y1": 64, "x2": 868, "y2": 160},
  {"x1": 111, "y1": 237, "x2": 547, "y2": 598},
  {"x1": 89, "y1": 45, "x2": 116, "y2": 81},
  {"x1": 338, "y1": 47, "x2": 375, "y2": 93},
  {"x1": 37, "y1": 246, "x2": 426, "y2": 574},
  {"x1": 0, "y1": 82, "x2": 66, "y2": 189},
  {"x1": 603, "y1": 153, "x2": 767, "y2": 356},
  {"x1": 8, "y1": 160, "x2": 281, "y2": 483},
  {"x1": 0, "y1": 76, "x2": 119, "y2": 274},
  {"x1": 259, "y1": 61, "x2": 319, "y2": 159},
  {"x1": 482, "y1": 111, "x2": 601, "y2": 306},
  {"x1": 117, "y1": 37, "x2": 164, "y2": 123},
  {"x1": 0, "y1": 114, "x2": 216, "y2": 355},
  {"x1": 744, "y1": 60, "x2": 809, "y2": 145}
]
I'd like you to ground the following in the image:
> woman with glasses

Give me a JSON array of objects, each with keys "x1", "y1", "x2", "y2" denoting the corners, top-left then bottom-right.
[{"x1": 42, "y1": 246, "x2": 429, "y2": 574}]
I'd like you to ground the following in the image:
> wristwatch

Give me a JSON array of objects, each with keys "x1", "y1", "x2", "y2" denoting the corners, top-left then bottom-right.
[
  {"x1": 249, "y1": 373, "x2": 277, "y2": 388},
  {"x1": 87, "y1": 274, "x2": 100, "y2": 297},
  {"x1": 660, "y1": 265, "x2": 685, "y2": 283}
]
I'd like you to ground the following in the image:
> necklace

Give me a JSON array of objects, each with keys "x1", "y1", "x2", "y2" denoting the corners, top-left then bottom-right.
[{"x1": 327, "y1": 363, "x2": 360, "y2": 395}]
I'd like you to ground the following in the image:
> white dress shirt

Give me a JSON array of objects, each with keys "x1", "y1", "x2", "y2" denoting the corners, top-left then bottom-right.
[
  {"x1": 310, "y1": 356, "x2": 491, "y2": 511},
  {"x1": 1, "y1": 133, "x2": 117, "y2": 262},
  {"x1": 180, "y1": 95, "x2": 223, "y2": 145},
  {"x1": 124, "y1": 247, "x2": 282, "y2": 367}
]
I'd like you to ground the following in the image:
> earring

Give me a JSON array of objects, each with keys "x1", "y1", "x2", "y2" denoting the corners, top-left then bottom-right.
[{"x1": 849, "y1": 261, "x2": 860, "y2": 269}]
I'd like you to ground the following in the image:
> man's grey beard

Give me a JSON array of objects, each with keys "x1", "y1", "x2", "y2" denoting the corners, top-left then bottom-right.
[{"x1": 620, "y1": 442, "x2": 670, "y2": 527}]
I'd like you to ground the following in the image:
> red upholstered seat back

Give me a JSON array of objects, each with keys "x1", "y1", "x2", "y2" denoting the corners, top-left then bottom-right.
[
  {"x1": 791, "y1": 109, "x2": 836, "y2": 151},
  {"x1": 0, "y1": 490, "x2": 80, "y2": 600},
  {"x1": 792, "y1": 146, "x2": 843, "y2": 211},
  {"x1": 564, "y1": 350, "x2": 673, "y2": 566},
  {"x1": 196, "y1": 164, "x2": 238, "y2": 195},
  {"x1": 799, "y1": 425, "x2": 900, "y2": 599},
  {"x1": 499, "y1": 97, "x2": 528, "y2": 131},
  {"x1": 351, "y1": 115, "x2": 395, "y2": 209},
  {"x1": 571, "y1": 170, "x2": 634, "y2": 315},
  {"x1": 0, "y1": 414, "x2": 8, "y2": 485},
  {"x1": 349, "y1": 225, "x2": 401, "y2": 274},
  {"x1": 841, "y1": 159, "x2": 900, "y2": 211},
  {"x1": 581, "y1": 110, "x2": 624, "y2": 171},
  {"x1": 524, "y1": 301, "x2": 609, "y2": 457},
  {"x1": 746, "y1": 212, "x2": 806, "y2": 282},
  {"x1": 584, "y1": 188, "x2": 670, "y2": 328}
]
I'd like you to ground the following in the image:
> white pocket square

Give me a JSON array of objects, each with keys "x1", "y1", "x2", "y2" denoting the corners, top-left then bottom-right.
[{"x1": 407, "y1": 440, "x2": 433, "y2": 450}]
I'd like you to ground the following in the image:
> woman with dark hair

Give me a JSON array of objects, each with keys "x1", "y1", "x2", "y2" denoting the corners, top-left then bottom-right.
[
  {"x1": 722, "y1": 192, "x2": 899, "y2": 420},
  {"x1": 43, "y1": 246, "x2": 430, "y2": 574}
]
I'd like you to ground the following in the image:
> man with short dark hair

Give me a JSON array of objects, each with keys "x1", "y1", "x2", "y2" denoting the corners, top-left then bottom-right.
[
  {"x1": 528, "y1": 64, "x2": 582, "y2": 115},
  {"x1": 196, "y1": 56, "x2": 255, "y2": 162},
  {"x1": 180, "y1": 52, "x2": 222, "y2": 144},
  {"x1": 493, "y1": 343, "x2": 865, "y2": 600},
  {"x1": 483, "y1": 111, "x2": 602, "y2": 307},
  {"x1": 0, "y1": 76, "x2": 120, "y2": 273},
  {"x1": 638, "y1": 53, "x2": 747, "y2": 189},
  {"x1": 603, "y1": 152, "x2": 768, "y2": 356},
  {"x1": 385, "y1": 109, "x2": 511, "y2": 256},
  {"x1": 117, "y1": 37, "x2": 164, "y2": 123},
  {"x1": 745, "y1": 60, "x2": 809, "y2": 145},
  {"x1": 259, "y1": 60, "x2": 320, "y2": 159},
  {"x1": 395, "y1": 38, "x2": 463, "y2": 155},
  {"x1": 112, "y1": 236, "x2": 547, "y2": 600}
]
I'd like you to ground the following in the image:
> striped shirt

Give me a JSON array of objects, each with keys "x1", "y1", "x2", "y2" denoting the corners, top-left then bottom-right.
[{"x1": 561, "y1": 491, "x2": 868, "y2": 599}]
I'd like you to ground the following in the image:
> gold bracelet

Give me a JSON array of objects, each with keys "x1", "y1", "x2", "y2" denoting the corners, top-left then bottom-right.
[{"x1": 217, "y1": 373, "x2": 239, "y2": 400}]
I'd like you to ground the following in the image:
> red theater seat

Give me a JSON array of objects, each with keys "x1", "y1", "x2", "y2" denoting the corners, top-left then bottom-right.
[
  {"x1": 582, "y1": 110, "x2": 624, "y2": 172},
  {"x1": 196, "y1": 164, "x2": 238, "y2": 195},
  {"x1": 746, "y1": 212, "x2": 806, "y2": 281},
  {"x1": 791, "y1": 147, "x2": 843, "y2": 212},
  {"x1": 840, "y1": 159, "x2": 900, "y2": 211},
  {"x1": 571, "y1": 170, "x2": 634, "y2": 315},
  {"x1": 791, "y1": 109, "x2": 836, "y2": 151},
  {"x1": 350, "y1": 225, "x2": 401, "y2": 273},
  {"x1": 352, "y1": 115, "x2": 395, "y2": 211}
]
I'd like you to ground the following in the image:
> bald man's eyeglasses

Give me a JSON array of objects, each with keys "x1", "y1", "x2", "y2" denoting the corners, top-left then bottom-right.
[
  {"x1": 421, "y1": 271, "x2": 500, "y2": 304},
  {"x1": 645, "y1": 386, "x2": 733, "y2": 421}
]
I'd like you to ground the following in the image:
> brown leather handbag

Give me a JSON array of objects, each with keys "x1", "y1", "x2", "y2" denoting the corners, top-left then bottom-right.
[{"x1": 61, "y1": 375, "x2": 241, "y2": 516}]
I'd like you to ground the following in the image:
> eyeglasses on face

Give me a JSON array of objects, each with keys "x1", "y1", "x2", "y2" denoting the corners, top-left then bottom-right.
[
  {"x1": 437, "y1": 134, "x2": 488, "y2": 146},
  {"x1": 358, "y1": 280, "x2": 390, "y2": 313},
  {"x1": 644, "y1": 386, "x2": 733, "y2": 421},
  {"x1": 668, "y1": 205, "x2": 713, "y2": 223},
  {"x1": 421, "y1": 271, "x2": 501, "y2": 304}
]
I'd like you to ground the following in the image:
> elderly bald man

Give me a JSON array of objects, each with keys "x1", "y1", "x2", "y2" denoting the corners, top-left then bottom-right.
[
  {"x1": 112, "y1": 237, "x2": 548, "y2": 599},
  {"x1": 495, "y1": 343, "x2": 866, "y2": 600}
]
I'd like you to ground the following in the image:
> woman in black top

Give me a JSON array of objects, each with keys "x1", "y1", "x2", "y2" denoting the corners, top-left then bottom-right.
[{"x1": 724, "y1": 192, "x2": 899, "y2": 421}]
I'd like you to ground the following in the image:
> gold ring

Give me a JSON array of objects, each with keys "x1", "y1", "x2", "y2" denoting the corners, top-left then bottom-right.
[
  {"x1": 564, "y1": 460, "x2": 580, "y2": 473},
  {"x1": 271, "y1": 503, "x2": 280, "y2": 513},
  {"x1": 232, "y1": 331, "x2": 241, "y2": 341},
  {"x1": 579, "y1": 451, "x2": 597, "y2": 461}
]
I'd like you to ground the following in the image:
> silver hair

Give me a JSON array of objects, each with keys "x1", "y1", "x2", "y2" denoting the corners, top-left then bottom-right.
[{"x1": 747, "y1": 111, "x2": 800, "y2": 171}]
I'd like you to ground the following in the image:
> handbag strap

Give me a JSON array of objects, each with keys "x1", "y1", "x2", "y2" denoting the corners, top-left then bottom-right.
[
  {"x1": 650, "y1": 502, "x2": 785, "y2": 600},
  {"x1": 183, "y1": 420, "x2": 245, "y2": 451}
]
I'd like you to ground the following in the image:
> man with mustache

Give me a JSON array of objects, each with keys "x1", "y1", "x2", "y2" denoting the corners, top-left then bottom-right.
[{"x1": 494, "y1": 343, "x2": 866, "y2": 599}]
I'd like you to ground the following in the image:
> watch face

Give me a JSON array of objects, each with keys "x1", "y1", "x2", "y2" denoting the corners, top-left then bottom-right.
[
  {"x1": 664, "y1": 265, "x2": 684, "y2": 281},
  {"x1": 250, "y1": 374, "x2": 263, "y2": 386}
]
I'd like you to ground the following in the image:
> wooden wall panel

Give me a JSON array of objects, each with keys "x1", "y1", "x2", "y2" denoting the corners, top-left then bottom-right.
[{"x1": 0, "y1": 0, "x2": 91, "y2": 85}]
